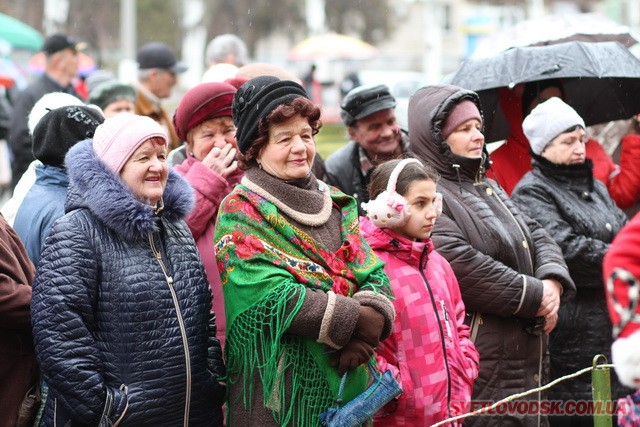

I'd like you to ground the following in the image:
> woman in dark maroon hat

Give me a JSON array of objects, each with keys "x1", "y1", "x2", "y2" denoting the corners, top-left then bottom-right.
[{"x1": 172, "y1": 81, "x2": 242, "y2": 348}]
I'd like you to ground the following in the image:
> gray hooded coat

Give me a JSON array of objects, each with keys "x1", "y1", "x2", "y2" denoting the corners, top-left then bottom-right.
[{"x1": 408, "y1": 85, "x2": 575, "y2": 427}]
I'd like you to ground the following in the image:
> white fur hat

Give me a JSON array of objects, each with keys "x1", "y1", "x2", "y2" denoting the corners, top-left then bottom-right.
[
  {"x1": 522, "y1": 96, "x2": 585, "y2": 155},
  {"x1": 28, "y1": 92, "x2": 85, "y2": 136}
]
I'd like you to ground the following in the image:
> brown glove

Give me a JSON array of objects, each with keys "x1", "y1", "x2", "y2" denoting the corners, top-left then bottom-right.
[
  {"x1": 330, "y1": 337, "x2": 375, "y2": 375},
  {"x1": 352, "y1": 305, "x2": 385, "y2": 348}
]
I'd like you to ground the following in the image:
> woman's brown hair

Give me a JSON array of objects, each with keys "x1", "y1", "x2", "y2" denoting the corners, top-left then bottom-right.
[
  {"x1": 368, "y1": 156, "x2": 439, "y2": 200},
  {"x1": 237, "y1": 97, "x2": 322, "y2": 170}
]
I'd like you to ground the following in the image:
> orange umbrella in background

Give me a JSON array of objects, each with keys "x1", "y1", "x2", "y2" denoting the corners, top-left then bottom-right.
[
  {"x1": 28, "y1": 51, "x2": 97, "y2": 77},
  {"x1": 288, "y1": 32, "x2": 377, "y2": 61}
]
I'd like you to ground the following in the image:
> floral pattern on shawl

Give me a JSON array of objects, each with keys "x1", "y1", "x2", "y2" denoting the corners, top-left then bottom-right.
[{"x1": 214, "y1": 182, "x2": 391, "y2": 426}]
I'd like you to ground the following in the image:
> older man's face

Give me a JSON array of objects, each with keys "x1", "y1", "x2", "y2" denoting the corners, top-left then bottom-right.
[
  {"x1": 49, "y1": 48, "x2": 79, "y2": 81},
  {"x1": 146, "y1": 69, "x2": 177, "y2": 99},
  {"x1": 348, "y1": 108, "x2": 402, "y2": 159}
]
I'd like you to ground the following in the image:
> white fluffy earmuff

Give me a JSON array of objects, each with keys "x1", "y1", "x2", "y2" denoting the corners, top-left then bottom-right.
[{"x1": 361, "y1": 158, "x2": 423, "y2": 228}]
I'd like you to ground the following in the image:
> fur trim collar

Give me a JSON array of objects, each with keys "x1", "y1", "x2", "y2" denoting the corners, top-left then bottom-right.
[{"x1": 65, "y1": 139, "x2": 194, "y2": 241}]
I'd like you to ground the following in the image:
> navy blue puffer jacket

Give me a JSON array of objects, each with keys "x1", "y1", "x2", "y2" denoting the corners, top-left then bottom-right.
[{"x1": 31, "y1": 139, "x2": 225, "y2": 426}]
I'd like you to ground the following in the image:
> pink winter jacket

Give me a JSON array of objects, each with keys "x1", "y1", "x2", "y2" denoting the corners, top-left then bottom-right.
[
  {"x1": 360, "y1": 218, "x2": 479, "y2": 427},
  {"x1": 174, "y1": 154, "x2": 243, "y2": 348}
]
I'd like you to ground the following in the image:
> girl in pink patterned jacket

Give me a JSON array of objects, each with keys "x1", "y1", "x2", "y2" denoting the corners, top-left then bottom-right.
[{"x1": 361, "y1": 158, "x2": 479, "y2": 426}]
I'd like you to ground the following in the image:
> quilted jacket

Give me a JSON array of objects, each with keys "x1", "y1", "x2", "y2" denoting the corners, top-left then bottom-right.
[
  {"x1": 512, "y1": 156, "x2": 631, "y2": 402},
  {"x1": 408, "y1": 85, "x2": 575, "y2": 427},
  {"x1": 31, "y1": 139, "x2": 225, "y2": 426},
  {"x1": 361, "y1": 218, "x2": 479, "y2": 426},
  {"x1": 488, "y1": 85, "x2": 640, "y2": 208},
  {"x1": 324, "y1": 133, "x2": 409, "y2": 215}
]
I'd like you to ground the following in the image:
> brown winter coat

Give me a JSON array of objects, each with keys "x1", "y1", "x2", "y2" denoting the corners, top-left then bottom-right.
[
  {"x1": 0, "y1": 214, "x2": 37, "y2": 427},
  {"x1": 408, "y1": 85, "x2": 576, "y2": 427},
  {"x1": 134, "y1": 87, "x2": 180, "y2": 150}
]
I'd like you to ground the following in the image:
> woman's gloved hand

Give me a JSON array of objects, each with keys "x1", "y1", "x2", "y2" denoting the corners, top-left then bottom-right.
[
  {"x1": 330, "y1": 338, "x2": 375, "y2": 375},
  {"x1": 352, "y1": 305, "x2": 384, "y2": 348}
]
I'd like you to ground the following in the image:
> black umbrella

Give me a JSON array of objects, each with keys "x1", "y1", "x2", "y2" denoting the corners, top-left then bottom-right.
[{"x1": 449, "y1": 41, "x2": 640, "y2": 142}]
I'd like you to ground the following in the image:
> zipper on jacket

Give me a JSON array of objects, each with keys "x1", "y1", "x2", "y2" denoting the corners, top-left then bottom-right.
[
  {"x1": 149, "y1": 233, "x2": 192, "y2": 426},
  {"x1": 419, "y1": 247, "x2": 453, "y2": 420},
  {"x1": 468, "y1": 312, "x2": 483, "y2": 343},
  {"x1": 440, "y1": 300, "x2": 453, "y2": 338}
]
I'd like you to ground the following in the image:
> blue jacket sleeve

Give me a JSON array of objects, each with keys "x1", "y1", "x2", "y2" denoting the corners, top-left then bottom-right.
[{"x1": 31, "y1": 212, "x2": 128, "y2": 424}]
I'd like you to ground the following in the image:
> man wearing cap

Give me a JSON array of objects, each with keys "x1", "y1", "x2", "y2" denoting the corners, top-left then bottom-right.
[
  {"x1": 135, "y1": 42, "x2": 188, "y2": 150},
  {"x1": 325, "y1": 84, "x2": 408, "y2": 213},
  {"x1": 7, "y1": 33, "x2": 82, "y2": 191}
]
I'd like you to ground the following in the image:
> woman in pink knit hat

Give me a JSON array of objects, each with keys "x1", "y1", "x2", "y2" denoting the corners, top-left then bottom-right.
[
  {"x1": 30, "y1": 113, "x2": 225, "y2": 426},
  {"x1": 172, "y1": 81, "x2": 242, "y2": 348}
]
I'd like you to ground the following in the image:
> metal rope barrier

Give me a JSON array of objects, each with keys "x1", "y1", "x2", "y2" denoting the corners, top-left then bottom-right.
[{"x1": 430, "y1": 362, "x2": 616, "y2": 427}]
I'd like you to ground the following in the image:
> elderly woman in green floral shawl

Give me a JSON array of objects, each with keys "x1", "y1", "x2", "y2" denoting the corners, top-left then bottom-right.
[{"x1": 214, "y1": 76, "x2": 395, "y2": 426}]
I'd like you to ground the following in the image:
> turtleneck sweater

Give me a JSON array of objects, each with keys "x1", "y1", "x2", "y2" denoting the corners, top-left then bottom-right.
[{"x1": 243, "y1": 167, "x2": 344, "y2": 253}]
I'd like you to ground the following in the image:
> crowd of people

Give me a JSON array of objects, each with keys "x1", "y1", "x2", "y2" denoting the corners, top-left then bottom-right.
[{"x1": 1, "y1": 30, "x2": 640, "y2": 427}]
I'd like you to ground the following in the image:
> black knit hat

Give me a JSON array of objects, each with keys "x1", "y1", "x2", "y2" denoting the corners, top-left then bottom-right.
[
  {"x1": 340, "y1": 84, "x2": 396, "y2": 127},
  {"x1": 32, "y1": 105, "x2": 104, "y2": 167},
  {"x1": 232, "y1": 76, "x2": 308, "y2": 154}
]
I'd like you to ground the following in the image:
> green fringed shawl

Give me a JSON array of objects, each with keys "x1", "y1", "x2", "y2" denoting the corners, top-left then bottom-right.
[{"x1": 214, "y1": 182, "x2": 391, "y2": 426}]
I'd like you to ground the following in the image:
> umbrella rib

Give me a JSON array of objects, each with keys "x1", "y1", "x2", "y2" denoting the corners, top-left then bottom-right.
[{"x1": 576, "y1": 42, "x2": 603, "y2": 78}]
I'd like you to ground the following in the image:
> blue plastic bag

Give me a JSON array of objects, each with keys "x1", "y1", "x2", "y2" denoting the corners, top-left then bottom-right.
[{"x1": 319, "y1": 362, "x2": 403, "y2": 427}]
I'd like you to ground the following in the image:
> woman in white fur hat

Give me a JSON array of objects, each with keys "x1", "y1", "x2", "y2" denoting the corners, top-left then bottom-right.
[{"x1": 512, "y1": 97, "x2": 632, "y2": 427}]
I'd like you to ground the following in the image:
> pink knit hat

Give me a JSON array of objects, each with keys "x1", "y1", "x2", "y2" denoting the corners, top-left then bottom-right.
[
  {"x1": 442, "y1": 100, "x2": 482, "y2": 140},
  {"x1": 93, "y1": 113, "x2": 168, "y2": 173}
]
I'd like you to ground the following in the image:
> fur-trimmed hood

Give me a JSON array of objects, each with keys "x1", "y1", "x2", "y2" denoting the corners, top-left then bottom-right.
[{"x1": 64, "y1": 139, "x2": 194, "y2": 241}]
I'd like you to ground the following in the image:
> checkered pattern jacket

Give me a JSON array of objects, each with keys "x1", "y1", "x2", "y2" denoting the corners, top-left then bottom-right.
[{"x1": 361, "y1": 217, "x2": 479, "y2": 426}]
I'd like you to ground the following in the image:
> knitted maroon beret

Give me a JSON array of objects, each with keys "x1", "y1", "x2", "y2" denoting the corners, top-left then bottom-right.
[
  {"x1": 172, "y1": 82, "x2": 237, "y2": 142},
  {"x1": 442, "y1": 100, "x2": 482, "y2": 140}
]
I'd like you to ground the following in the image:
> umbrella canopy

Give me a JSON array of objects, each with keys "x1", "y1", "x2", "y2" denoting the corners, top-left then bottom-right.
[
  {"x1": 28, "y1": 51, "x2": 97, "y2": 78},
  {"x1": 0, "y1": 12, "x2": 43, "y2": 51},
  {"x1": 471, "y1": 13, "x2": 639, "y2": 59},
  {"x1": 450, "y1": 41, "x2": 640, "y2": 142},
  {"x1": 288, "y1": 32, "x2": 377, "y2": 61}
]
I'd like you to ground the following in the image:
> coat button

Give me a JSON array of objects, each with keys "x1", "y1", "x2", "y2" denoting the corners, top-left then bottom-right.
[
  {"x1": 486, "y1": 187, "x2": 493, "y2": 195},
  {"x1": 534, "y1": 374, "x2": 539, "y2": 382},
  {"x1": 522, "y1": 240, "x2": 529, "y2": 249},
  {"x1": 606, "y1": 223, "x2": 612, "y2": 232}
]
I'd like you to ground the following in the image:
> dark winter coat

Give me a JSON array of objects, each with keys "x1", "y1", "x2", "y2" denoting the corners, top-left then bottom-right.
[
  {"x1": 13, "y1": 164, "x2": 69, "y2": 267},
  {"x1": 324, "y1": 133, "x2": 409, "y2": 215},
  {"x1": 31, "y1": 139, "x2": 225, "y2": 426},
  {"x1": 512, "y1": 156, "x2": 631, "y2": 402},
  {"x1": 324, "y1": 140, "x2": 369, "y2": 212},
  {"x1": 408, "y1": 85, "x2": 576, "y2": 427}
]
